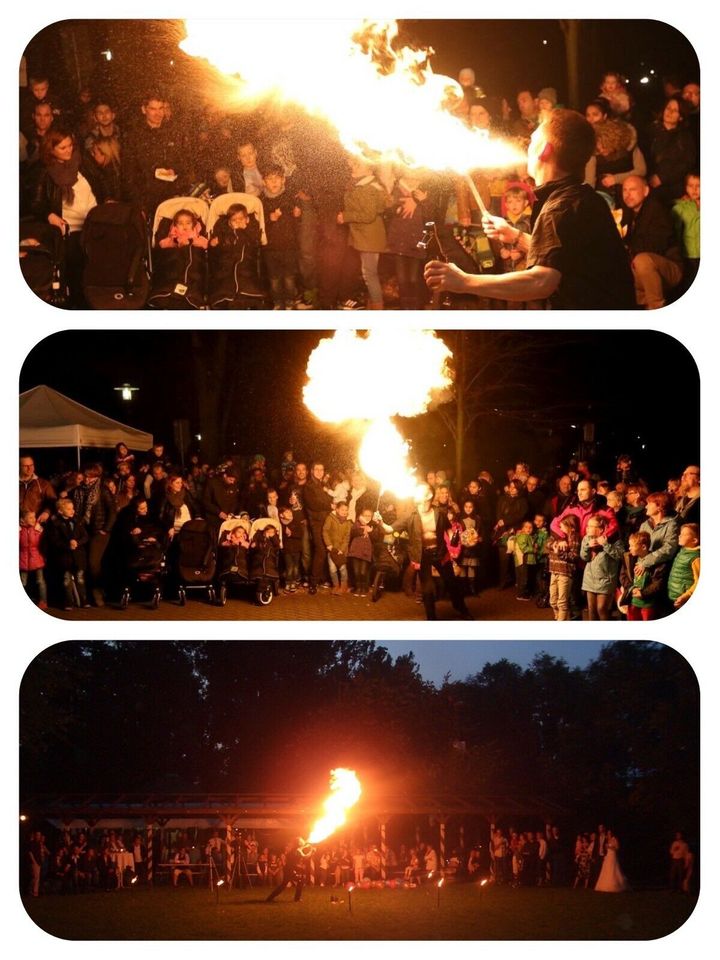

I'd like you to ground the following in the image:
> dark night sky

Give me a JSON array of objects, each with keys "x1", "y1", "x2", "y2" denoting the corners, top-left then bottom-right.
[{"x1": 20, "y1": 329, "x2": 699, "y2": 487}]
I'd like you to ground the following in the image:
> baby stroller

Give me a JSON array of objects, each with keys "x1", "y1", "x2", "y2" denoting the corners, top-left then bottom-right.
[
  {"x1": 370, "y1": 532, "x2": 406, "y2": 603},
  {"x1": 118, "y1": 534, "x2": 166, "y2": 610},
  {"x1": 174, "y1": 518, "x2": 217, "y2": 604},
  {"x1": 248, "y1": 517, "x2": 281, "y2": 606},
  {"x1": 206, "y1": 192, "x2": 268, "y2": 309},
  {"x1": 148, "y1": 197, "x2": 209, "y2": 309},
  {"x1": 19, "y1": 219, "x2": 66, "y2": 305},
  {"x1": 81, "y1": 201, "x2": 150, "y2": 309},
  {"x1": 216, "y1": 514, "x2": 252, "y2": 605}
]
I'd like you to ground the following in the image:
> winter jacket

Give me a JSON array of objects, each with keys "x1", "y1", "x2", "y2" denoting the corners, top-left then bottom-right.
[
  {"x1": 31, "y1": 160, "x2": 106, "y2": 222},
  {"x1": 19, "y1": 524, "x2": 45, "y2": 571},
  {"x1": 342, "y1": 176, "x2": 390, "y2": 253},
  {"x1": 45, "y1": 515, "x2": 89, "y2": 572},
  {"x1": 249, "y1": 535, "x2": 280, "y2": 580},
  {"x1": 622, "y1": 194, "x2": 682, "y2": 263},
  {"x1": 551, "y1": 496, "x2": 619, "y2": 540},
  {"x1": 322, "y1": 513, "x2": 352, "y2": 554},
  {"x1": 619, "y1": 552, "x2": 667, "y2": 609},
  {"x1": 303, "y1": 480, "x2": 333, "y2": 524},
  {"x1": 19, "y1": 475, "x2": 57, "y2": 518},
  {"x1": 671, "y1": 198, "x2": 700, "y2": 259},
  {"x1": 580, "y1": 535, "x2": 624, "y2": 594},
  {"x1": 203, "y1": 477, "x2": 243, "y2": 524},
  {"x1": 637, "y1": 515, "x2": 679, "y2": 571}
]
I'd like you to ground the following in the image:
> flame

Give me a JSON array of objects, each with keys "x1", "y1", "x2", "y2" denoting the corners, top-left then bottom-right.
[
  {"x1": 180, "y1": 19, "x2": 523, "y2": 173},
  {"x1": 308, "y1": 768, "x2": 362, "y2": 844},
  {"x1": 303, "y1": 330, "x2": 452, "y2": 498}
]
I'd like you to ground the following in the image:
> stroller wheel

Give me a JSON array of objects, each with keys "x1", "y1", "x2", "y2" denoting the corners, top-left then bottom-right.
[
  {"x1": 536, "y1": 593, "x2": 550, "y2": 609},
  {"x1": 120, "y1": 588, "x2": 130, "y2": 610},
  {"x1": 219, "y1": 583, "x2": 227, "y2": 606},
  {"x1": 257, "y1": 584, "x2": 273, "y2": 606},
  {"x1": 207, "y1": 586, "x2": 216, "y2": 604},
  {"x1": 178, "y1": 587, "x2": 186, "y2": 606},
  {"x1": 370, "y1": 572, "x2": 384, "y2": 603}
]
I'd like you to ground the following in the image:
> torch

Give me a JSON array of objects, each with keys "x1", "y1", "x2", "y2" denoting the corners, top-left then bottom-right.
[
  {"x1": 348, "y1": 883, "x2": 355, "y2": 914},
  {"x1": 436, "y1": 875, "x2": 445, "y2": 908}
]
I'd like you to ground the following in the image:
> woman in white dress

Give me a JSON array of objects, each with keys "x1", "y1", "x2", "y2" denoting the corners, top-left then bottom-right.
[{"x1": 595, "y1": 829, "x2": 629, "y2": 892}]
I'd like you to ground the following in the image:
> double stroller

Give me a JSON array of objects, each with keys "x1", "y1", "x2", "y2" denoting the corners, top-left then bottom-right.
[
  {"x1": 216, "y1": 516, "x2": 280, "y2": 606},
  {"x1": 147, "y1": 193, "x2": 268, "y2": 309}
]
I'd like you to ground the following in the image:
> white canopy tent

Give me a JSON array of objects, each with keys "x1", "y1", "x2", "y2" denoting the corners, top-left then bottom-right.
[{"x1": 20, "y1": 384, "x2": 153, "y2": 468}]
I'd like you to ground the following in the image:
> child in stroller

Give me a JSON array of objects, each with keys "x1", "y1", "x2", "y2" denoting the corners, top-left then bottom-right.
[
  {"x1": 248, "y1": 518, "x2": 281, "y2": 605},
  {"x1": 216, "y1": 514, "x2": 251, "y2": 605},
  {"x1": 148, "y1": 197, "x2": 209, "y2": 309},
  {"x1": 106, "y1": 499, "x2": 165, "y2": 609},
  {"x1": 208, "y1": 202, "x2": 265, "y2": 308}
]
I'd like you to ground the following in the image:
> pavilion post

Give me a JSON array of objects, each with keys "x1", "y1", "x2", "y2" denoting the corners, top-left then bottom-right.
[
  {"x1": 225, "y1": 823, "x2": 234, "y2": 886},
  {"x1": 439, "y1": 820, "x2": 446, "y2": 876},
  {"x1": 380, "y1": 821, "x2": 387, "y2": 880},
  {"x1": 146, "y1": 822, "x2": 153, "y2": 886}
]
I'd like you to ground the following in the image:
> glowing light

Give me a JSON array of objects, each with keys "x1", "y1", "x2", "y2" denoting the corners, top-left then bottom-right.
[
  {"x1": 304, "y1": 330, "x2": 452, "y2": 499},
  {"x1": 101, "y1": 50, "x2": 112, "y2": 61},
  {"x1": 130, "y1": 875, "x2": 138, "y2": 885},
  {"x1": 19, "y1": 814, "x2": 27, "y2": 822},
  {"x1": 308, "y1": 768, "x2": 362, "y2": 844},
  {"x1": 216, "y1": 879, "x2": 225, "y2": 887},
  {"x1": 640, "y1": 76, "x2": 650, "y2": 85},
  {"x1": 180, "y1": 20, "x2": 523, "y2": 174}
]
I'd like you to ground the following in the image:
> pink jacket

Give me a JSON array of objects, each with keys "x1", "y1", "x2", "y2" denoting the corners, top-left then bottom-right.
[
  {"x1": 551, "y1": 499, "x2": 619, "y2": 540},
  {"x1": 19, "y1": 524, "x2": 45, "y2": 571}
]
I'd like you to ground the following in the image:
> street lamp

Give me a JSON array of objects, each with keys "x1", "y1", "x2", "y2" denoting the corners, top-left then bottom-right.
[{"x1": 114, "y1": 383, "x2": 139, "y2": 401}]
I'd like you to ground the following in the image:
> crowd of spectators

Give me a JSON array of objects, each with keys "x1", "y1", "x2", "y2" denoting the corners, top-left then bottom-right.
[
  {"x1": 24, "y1": 822, "x2": 695, "y2": 896},
  {"x1": 19, "y1": 61, "x2": 699, "y2": 310},
  {"x1": 19, "y1": 443, "x2": 700, "y2": 620}
]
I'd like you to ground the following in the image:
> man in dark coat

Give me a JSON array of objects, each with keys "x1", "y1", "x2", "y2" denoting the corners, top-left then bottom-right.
[
  {"x1": 124, "y1": 94, "x2": 185, "y2": 218},
  {"x1": 621, "y1": 174, "x2": 683, "y2": 308},
  {"x1": 302, "y1": 462, "x2": 333, "y2": 594}
]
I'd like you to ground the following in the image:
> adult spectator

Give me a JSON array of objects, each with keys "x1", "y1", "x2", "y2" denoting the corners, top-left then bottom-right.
[
  {"x1": 85, "y1": 135, "x2": 127, "y2": 202},
  {"x1": 20, "y1": 74, "x2": 63, "y2": 140},
  {"x1": 303, "y1": 462, "x2": 334, "y2": 594},
  {"x1": 524, "y1": 475, "x2": 546, "y2": 518},
  {"x1": 157, "y1": 474, "x2": 200, "y2": 542},
  {"x1": 75, "y1": 464, "x2": 117, "y2": 606},
  {"x1": 202, "y1": 467, "x2": 243, "y2": 531},
  {"x1": 590, "y1": 119, "x2": 646, "y2": 202},
  {"x1": 548, "y1": 475, "x2": 574, "y2": 517},
  {"x1": 83, "y1": 100, "x2": 122, "y2": 149},
  {"x1": 636, "y1": 492, "x2": 679, "y2": 574},
  {"x1": 675, "y1": 466, "x2": 700, "y2": 526},
  {"x1": 19, "y1": 455, "x2": 56, "y2": 521},
  {"x1": 669, "y1": 832, "x2": 689, "y2": 892},
  {"x1": 551, "y1": 479, "x2": 618, "y2": 539},
  {"x1": 172, "y1": 847, "x2": 193, "y2": 887},
  {"x1": 425, "y1": 110, "x2": 636, "y2": 308},
  {"x1": 513, "y1": 89, "x2": 539, "y2": 143},
  {"x1": 621, "y1": 174, "x2": 683, "y2": 309},
  {"x1": 646, "y1": 97, "x2": 697, "y2": 205},
  {"x1": 584, "y1": 98, "x2": 611, "y2": 126},
  {"x1": 124, "y1": 93, "x2": 185, "y2": 217},
  {"x1": 22, "y1": 101, "x2": 55, "y2": 169},
  {"x1": 598, "y1": 72, "x2": 631, "y2": 119},
  {"x1": 31, "y1": 128, "x2": 103, "y2": 306}
]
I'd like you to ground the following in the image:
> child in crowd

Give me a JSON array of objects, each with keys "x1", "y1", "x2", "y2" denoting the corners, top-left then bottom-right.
[
  {"x1": 442, "y1": 506, "x2": 464, "y2": 575},
  {"x1": 499, "y1": 184, "x2": 532, "y2": 272},
  {"x1": 280, "y1": 506, "x2": 304, "y2": 593},
  {"x1": 533, "y1": 512, "x2": 550, "y2": 600},
  {"x1": 337, "y1": 156, "x2": 391, "y2": 309},
  {"x1": 261, "y1": 166, "x2": 302, "y2": 309},
  {"x1": 19, "y1": 509, "x2": 48, "y2": 609},
  {"x1": 548, "y1": 515, "x2": 581, "y2": 621},
  {"x1": 619, "y1": 530, "x2": 667, "y2": 621},
  {"x1": 249, "y1": 523, "x2": 280, "y2": 587},
  {"x1": 667, "y1": 523, "x2": 700, "y2": 609},
  {"x1": 158, "y1": 209, "x2": 208, "y2": 249},
  {"x1": 323, "y1": 500, "x2": 352, "y2": 594},
  {"x1": 514, "y1": 519, "x2": 538, "y2": 600},
  {"x1": 580, "y1": 515, "x2": 624, "y2": 620},
  {"x1": 45, "y1": 498, "x2": 90, "y2": 609},
  {"x1": 458, "y1": 499, "x2": 482, "y2": 594},
  {"x1": 347, "y1": 507, "x2": 377, "y2": 597},
  {"x1": 672, "y1": 172, "x2": 700, "y2": 289}
]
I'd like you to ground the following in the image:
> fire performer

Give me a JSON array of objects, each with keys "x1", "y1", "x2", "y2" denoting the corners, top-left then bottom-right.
[
  {"x1": 424, "y1": 110, "x2": 636, "y2": 309},
  {"x1": 377, "y1": 485, "x2": 472, "y2": 621},
  {"x1": 265, "y1": 838, "x2": 314, "y2": 903}
]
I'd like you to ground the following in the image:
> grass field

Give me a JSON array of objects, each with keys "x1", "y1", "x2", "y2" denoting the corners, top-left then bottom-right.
[{"x1": 21, "y1": 882, "x2": 697, "y2": 941}]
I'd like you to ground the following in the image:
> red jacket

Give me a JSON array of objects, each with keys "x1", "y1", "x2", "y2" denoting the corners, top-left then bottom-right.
[{"x1": 19, "y1": 524, "x2": 45, "y2": 571}]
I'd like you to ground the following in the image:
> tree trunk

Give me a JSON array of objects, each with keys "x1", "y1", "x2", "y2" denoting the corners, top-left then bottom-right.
[
  {"x1": 560, "y1": 20, "x2": 581, "y2": 110},
  {"x1": 454, "y1": 331, "x2": 466, "y2": 485}
]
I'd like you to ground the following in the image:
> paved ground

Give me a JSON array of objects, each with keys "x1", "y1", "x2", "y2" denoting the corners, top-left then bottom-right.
[{"x1": 48, "y1": 585, "x2": 555, "y2": 622}]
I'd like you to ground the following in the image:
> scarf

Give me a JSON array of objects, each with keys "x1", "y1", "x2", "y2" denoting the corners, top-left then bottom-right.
[
  {"x1": 166, "y1": 488, "x2": 187, "y2": 511},
  {"x1": 47, "y1": 145, "x2": 82, "y2": 205}
]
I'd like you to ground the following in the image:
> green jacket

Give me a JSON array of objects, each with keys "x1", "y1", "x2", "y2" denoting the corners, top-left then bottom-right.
[
  {"x1": 322, "y1": 512, "x2": 352, "y2": 553},
  {"x1": 342, "y1": 177, "x2": 389, "y2": 253},
  {"x1": 671, "y1": 198, "x2": 700, "y2": 259}
]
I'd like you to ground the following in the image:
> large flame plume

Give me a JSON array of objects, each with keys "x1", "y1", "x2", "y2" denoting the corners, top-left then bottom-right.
[
  {"x1": 180, "y1": 19, "x2": 524, "y2": 173},
  {"x1": 308, "y1": 768, "x2": 362, "y2": 845},
  {"x1": 303, "y1": 330, "x2": 452, "y2": 499}
]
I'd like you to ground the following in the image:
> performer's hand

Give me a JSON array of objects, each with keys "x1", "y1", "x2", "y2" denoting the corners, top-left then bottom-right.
[
  {"x1": 481, "y1": 212, "x2": 517, "y2": 243},
  {"x1": 424, "y1": 260, "x2": 470, "y2": 294}
]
